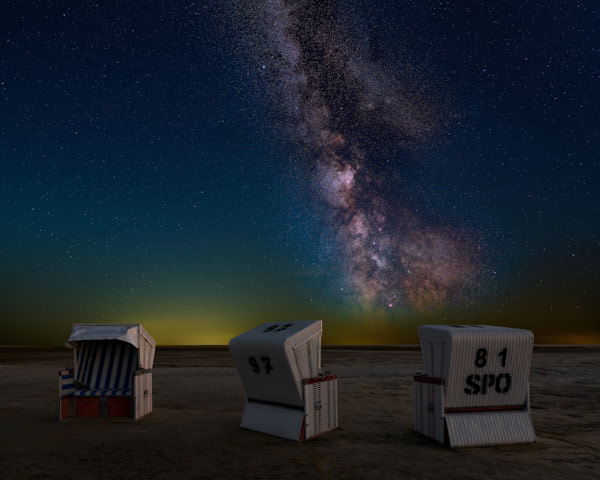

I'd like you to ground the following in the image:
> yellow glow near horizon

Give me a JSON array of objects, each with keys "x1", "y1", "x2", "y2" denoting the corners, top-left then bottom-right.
[
  {"x1": 121, "y1": 313, "x2": 246, "y2": 346},
  {"x1": 1, "y1": 298, "x2": 598, "y2": 346}
]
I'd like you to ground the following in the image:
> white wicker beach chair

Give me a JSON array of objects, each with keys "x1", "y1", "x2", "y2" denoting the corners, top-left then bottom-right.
[
  {"x1": 229, "y1": 320, "x2": 338, "y2": 441},
  {"x1": 414, "y1": 325, "x2": 536, "y2": 447},
  {"x1": 59, "y1": 323, "x2": 155, "y2": 420}
]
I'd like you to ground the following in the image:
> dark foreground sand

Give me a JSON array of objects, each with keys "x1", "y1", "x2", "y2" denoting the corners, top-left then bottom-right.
[{"x1": 0, "y1": 346, "x2": 598, "y2": 479}]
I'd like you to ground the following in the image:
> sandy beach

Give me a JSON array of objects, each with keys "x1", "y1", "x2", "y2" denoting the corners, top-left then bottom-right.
[{"x1": 0, "y1": 346, "x2": 598, "y2": 479}]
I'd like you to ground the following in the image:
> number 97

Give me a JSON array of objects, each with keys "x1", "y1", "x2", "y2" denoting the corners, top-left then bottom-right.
[{"x1": 249, "y1": 357, "x2": 260, "y2": 373}]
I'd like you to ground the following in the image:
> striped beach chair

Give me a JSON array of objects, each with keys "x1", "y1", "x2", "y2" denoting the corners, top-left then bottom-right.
[
  {"x1": 59, "y1": 323, "x2": 155, "y2": 420},
  {"x1": 229, "y1": 320, "x2": 338, "y2": 441},
  {"x1": 414, "y1": 324, "x2": 536, "y2": 447}
]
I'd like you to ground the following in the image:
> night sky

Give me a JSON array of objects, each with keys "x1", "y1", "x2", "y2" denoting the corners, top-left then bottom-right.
[{"x1": 1, "y1": 1, "x2": 598, "y2": 345}]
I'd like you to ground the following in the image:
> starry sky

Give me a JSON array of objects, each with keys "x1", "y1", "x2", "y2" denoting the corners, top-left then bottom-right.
[{"x1": 1, "y1": 0, "x2": 598, "y2": 345}]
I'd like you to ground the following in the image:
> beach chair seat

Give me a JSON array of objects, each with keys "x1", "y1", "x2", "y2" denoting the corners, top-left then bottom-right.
[
  {"x1": 414, "y1": 324, "x2": 536, "y2": 447},
  {"x1": 59, "y1": 324, "x2": 155, "y2": 420},
  {"x1": 71, "y1": 388, "x2": 133, "y2": 397},
  {"x1": 229, "y1": 320, "x2": 338, "y2": 441}
]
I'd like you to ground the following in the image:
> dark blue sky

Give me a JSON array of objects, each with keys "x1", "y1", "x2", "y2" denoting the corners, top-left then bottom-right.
[{"x1": 1, "y1": 1, "x2": 598, "y2": 344}]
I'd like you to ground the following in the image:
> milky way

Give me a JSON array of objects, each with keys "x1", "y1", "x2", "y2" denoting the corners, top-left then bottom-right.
[{"x1": 235, "y1": 0, "x2": 482, "y2": 311}]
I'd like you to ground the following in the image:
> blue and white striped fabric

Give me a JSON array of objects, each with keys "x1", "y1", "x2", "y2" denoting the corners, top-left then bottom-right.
[
  {"x1": 59, "y1": 372, "x2": 76, "y2": 396},
  {"x1": 73, "y1": 388, "x2": 133, "y2": 397},
  {"x1": 74, "y1": 340, "x2": 137, "y2": 396}
]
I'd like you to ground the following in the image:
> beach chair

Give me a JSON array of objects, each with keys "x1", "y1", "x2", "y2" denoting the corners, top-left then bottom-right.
[
  {"x1": 414, "y1": 324, "x2": 536, "y2": 447},
  {"x1": 229, "y1": 320, "x2": 338, "y2": 440},
  {"x1": 59, "y1": 323, "x2": 155, "y2": 420}
]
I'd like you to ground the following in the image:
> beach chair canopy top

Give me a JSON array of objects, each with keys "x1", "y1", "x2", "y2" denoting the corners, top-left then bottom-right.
[
  {"x1": 418, "y1": 324, "x2": 534, "y2": 344},
  {"x1": 229, "y1": 320, "x2": 322, "y2": 348},
  {"x1": 67, "y1": 323, "x2": 155, "y2": 370}
]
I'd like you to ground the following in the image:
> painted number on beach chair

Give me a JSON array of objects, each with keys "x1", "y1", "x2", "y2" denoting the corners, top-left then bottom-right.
[
  {"x1": 474, "y1": 348, "x2": 488, "y2": 367},
  {"x1": 498, "y1": 348, "x2": 507, "y2": 367},
  {"x1": 262, "y1": 323, "x2": 293, "y2": 333},
  {"x1": 464, "y1": 347, "x2": 511, "y2": 395},
  {"x1": 473, "y1": 348, "x2": 508, "y2": 368},
  {"x1": 248, "y1": 356, "x2": 274, "y2": 374}
]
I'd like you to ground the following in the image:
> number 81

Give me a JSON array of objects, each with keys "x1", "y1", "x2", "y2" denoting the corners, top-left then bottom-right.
[{"x1": 474, "y1": 348, "x2": 508, "y2": 368}]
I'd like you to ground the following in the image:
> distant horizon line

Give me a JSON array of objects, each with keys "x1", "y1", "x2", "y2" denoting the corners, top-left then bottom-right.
[{"x1": 2, "y1": 343, "x2": 600, "y2": 350}]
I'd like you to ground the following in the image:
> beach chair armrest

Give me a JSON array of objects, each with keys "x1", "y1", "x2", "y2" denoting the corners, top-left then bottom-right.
[
  {"x1": 133, "y1": 369, "x2": 153, "y2": 420},
  {"x1": 58, "y1": 368, "x2": 76, "y2": 397},
  {"x1": 413, "y1": 374, "x2": 444, "y2": 385}
]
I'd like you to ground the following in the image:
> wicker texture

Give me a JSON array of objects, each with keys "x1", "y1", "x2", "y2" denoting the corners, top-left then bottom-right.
[
  {"x1": 133, "y1": 370, "x2": 153, "y2": 420},
  {"x1": 290, "y1": 332, "x2": 321, "y2": 386},
  {"x1": 229, "y1": 321, "x2": 322, "y2": 408},
  {"x1": 59, "y1": 323, "x2": 155, "y2": 420},
  {"x1": 445, "y1": 410, "x2": 536, "y2": 447},
  {"x1": 419, "y1": 325, "x2": 533, "y2": 408},
  {"x1": 415, "y1": 324, "x2": 535, "y2": 447},
  {"x1": 303, "y1": 376, "x2": 338, "y2": 439},
  {"x1": 414, "y1": 381, "x2": 445, "y2": 443},
  {"x1": 230, "y1": 320, "x2": 338, "y2": 440}
]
